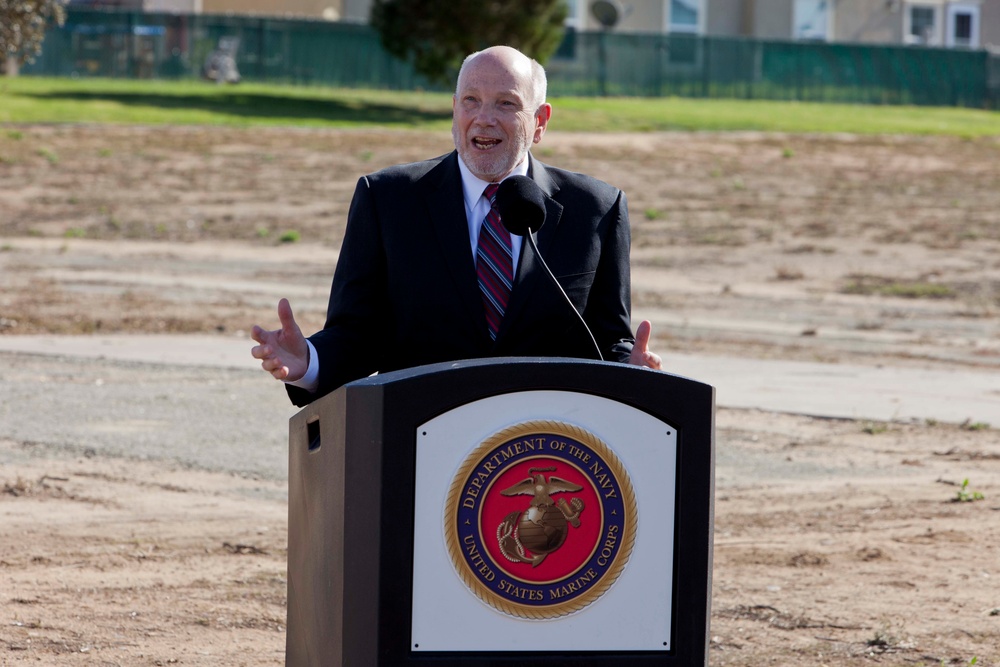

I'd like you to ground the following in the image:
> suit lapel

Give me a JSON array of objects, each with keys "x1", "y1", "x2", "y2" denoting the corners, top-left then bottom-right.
[
  {"x1": 423, "y1": 152, "x2": 492, "y2": 343},
  {"x1": 495, "y1": 157, "x2": 564, "y2": 344}
]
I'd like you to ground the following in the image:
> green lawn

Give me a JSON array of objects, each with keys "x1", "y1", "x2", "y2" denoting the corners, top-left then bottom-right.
[{"x1": 1, "y1": 76, "x2": 998, "y2": 136}]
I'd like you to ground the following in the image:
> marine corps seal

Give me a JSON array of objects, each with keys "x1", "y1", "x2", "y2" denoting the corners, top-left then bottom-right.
[{"x1": 445, "y1": 420, "x2": 637, "y2": 619}]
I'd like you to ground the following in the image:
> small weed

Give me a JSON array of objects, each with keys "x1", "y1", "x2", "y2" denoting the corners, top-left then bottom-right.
[
  {"x1": 842, "y1": 274, "x2": 955, "y2": 299},
  {"x1": 866, "y1": 624, "x2": 901, "y2": 653},
  {"x1": 359, "y1": 150, "x2": 374, "y2": 161},
  {"x1": 64, "y1": 228, "x2": 86, "y2": 239},
  {"x1": 256, "y1": 226, "x2": 270, "y2": 238},
  {"x1": 961, "y1": 421, "x2": 990, "y2": 431},
  {"x1": 279, "y1": 230, "x2": 301, "y2": 244},
  {"x1": 855, "y1": 320, "x2": 885, "y2": 331},
  {"x1": 97, "y1": 148, "x2": 112, "y2": 157},
  {"x1": 6, "y1": 130, "x2": 23, "y2": 140},
  {"x1": 782, "y1": 147, "x2": 794, "y2": 158},
  {"x1": 774, "y1": 265, "x2": 804, "y2": 281},
  {"x1": 1, "y1": 244, "x2": 13, "y2": 252},
  {"x1": 38, "y1": 147, "x2": 59, "y2": 164},
  {"x1": 862, "y1": 421, "x2": 888, "y2": 435},
  {"x1": 644, "y1": 208, "x2": 663, "y2": 221},
  {"x1": 953, "y1": 478, "x2": 984, "y2": 503}
]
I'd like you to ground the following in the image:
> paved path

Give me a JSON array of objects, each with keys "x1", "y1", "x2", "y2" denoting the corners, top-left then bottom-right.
[{"x1": 2, "y1": 334, "x2": 998, "y2": 426}]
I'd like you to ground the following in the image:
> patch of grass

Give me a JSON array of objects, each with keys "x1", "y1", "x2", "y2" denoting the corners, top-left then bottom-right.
[
  {"x1": 63, "y1": 227, "x2": 86, "y2": 238},
  {"x1": 842, "y1": 274, "x2": 955, "y2": 299},
  {"x1": 3, "y1": 77, "x2": 1000, "y2": 136},
  {"x1": 0, "y1": 78, "x2": 453, "y2": 129},
  {"x1": 279, "y1": 230, "x2": 301, "y2": 244},
  {"x1": 644, "y1": 208, "x2": 663, "y2": 221},
  {"x1": 553, "y1": 95, "x2": 1000, "y2": 136}
]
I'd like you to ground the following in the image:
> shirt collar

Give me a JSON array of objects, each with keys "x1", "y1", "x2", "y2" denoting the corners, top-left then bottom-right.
[{"x1": 457, "y1": 153, "x2": 531, "y2": 210}]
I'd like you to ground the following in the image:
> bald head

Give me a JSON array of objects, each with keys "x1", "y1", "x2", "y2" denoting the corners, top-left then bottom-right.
[{"x1": 456, "y1": 46, "x2": 547, "y2": 112}]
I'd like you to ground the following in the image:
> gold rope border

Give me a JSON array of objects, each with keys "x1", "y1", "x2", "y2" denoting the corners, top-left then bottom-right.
[{"x1": 444, "y1": 419, "x2": 638, "y2": 620}]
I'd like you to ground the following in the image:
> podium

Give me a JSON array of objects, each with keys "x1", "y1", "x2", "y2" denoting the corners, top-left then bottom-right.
[{"x1": 286, "y1": 357, "x2": 714, "y2": 666}]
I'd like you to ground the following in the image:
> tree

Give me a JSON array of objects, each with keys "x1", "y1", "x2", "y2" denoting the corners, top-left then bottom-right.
[
  {"x1": 370, "y1": 0, "x2": 568, "y2": 86},
  {"x1": 1, "y1": 0, "x2": 67, "y2": 77}
]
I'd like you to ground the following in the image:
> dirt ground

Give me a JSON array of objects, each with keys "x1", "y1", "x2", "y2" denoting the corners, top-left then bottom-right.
[{"x1": 2, "y1": 125, "x2": 1000, "y2": 665}]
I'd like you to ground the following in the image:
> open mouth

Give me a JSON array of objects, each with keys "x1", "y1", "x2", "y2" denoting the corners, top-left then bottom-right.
[{"x1": 473, "y1": 137, "x2": 501, "y2": 150}]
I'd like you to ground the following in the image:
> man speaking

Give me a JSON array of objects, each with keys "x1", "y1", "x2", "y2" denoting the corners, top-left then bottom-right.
[{"x1": 251, "y1": 45, "x2": 661, "y2": 406}]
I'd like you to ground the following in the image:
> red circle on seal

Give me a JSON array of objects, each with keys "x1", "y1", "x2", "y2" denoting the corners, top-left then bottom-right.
[{"x1": 479, "y1": 456, "x2": 603, "y2": 585}]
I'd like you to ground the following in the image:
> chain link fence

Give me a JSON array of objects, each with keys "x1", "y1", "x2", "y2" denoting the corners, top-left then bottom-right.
[{"x1": 21, "y1": 8, "x2": 999, "y2": 108}]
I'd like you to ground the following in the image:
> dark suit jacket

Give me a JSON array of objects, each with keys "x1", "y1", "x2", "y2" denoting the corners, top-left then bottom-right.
[{"x1": 287, "y1": 151, "x2": 635, "y2": 406}]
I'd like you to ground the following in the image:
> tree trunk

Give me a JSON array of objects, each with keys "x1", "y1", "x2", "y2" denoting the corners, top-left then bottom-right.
[{"x1": 4, "y1": 54, "x2": 20, "y2": 77}]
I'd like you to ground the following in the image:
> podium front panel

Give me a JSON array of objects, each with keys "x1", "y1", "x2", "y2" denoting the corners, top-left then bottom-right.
[{"x1": 411, "y1": 389, "x2": 677, "y2": 652}]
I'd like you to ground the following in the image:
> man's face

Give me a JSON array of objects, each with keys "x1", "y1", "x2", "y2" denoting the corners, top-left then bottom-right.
[{"x1": 452, "y1": 52, "x2": 550, "y2": 182}]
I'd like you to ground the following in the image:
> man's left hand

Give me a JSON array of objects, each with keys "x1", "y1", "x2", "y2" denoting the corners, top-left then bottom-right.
[{"x1": 628, "y1": 320, "x2": 662, "y2": 370}]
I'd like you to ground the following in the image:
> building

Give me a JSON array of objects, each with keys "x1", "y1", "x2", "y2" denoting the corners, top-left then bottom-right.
[
  {"x1": 564, "y1": 0, "x2": 998, "y2": 49},
  {"x1": 66, "y1": 0, "x2": 1000, "y2": 49}
]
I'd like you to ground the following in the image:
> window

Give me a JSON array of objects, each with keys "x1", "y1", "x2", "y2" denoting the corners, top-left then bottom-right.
[
  {"x1": 905, "y1": 4, "x2": 939, "y2": 45},
  {"x1": 564, "y1": 0, "x2": 582, "y2": 29},
  {"x1": 793, "y1": 0, "x2": 830, "y2": 40},
  {"x1": 669, "y1": 0, "x2": 700, "y2": 33},
  {"x1": 946, "y1": 4, "x2": 980, "y2": 48},
  {"x1": 955, "y1": 13, "x2": 971, "y2": 39}
]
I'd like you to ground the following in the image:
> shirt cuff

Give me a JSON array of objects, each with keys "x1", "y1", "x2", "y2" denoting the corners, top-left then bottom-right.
[{"x1": 285, "y1": 339, "x2": 320, "y2": 392}]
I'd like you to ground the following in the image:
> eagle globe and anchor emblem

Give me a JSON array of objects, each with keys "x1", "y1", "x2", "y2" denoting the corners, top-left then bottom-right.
[
  {"x1": 496, "y1": 466, "x2": 586, "y2": 568},
  {"x1": 445, "y1": 420, "x2": 637, "y2": 620}
]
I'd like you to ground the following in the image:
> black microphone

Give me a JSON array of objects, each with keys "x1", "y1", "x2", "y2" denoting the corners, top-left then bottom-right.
[{"x1": 495, "y1": 176, "x2": 604, "y2": 362}]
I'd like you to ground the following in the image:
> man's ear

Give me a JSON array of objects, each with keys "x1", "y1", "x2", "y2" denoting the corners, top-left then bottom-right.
[{"x1": 533, "y1": 103, "x2": 553, "y2": 144}]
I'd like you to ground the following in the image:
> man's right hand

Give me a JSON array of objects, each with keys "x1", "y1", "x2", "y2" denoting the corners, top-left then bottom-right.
[{"x1": 251, "y1": 298, "x2": 309, "y2": 382}]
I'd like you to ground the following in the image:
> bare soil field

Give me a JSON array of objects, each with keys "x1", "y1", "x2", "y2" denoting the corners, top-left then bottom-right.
[{"x1": 2, "y1": 125, "x2": 1000, "y2": 665}]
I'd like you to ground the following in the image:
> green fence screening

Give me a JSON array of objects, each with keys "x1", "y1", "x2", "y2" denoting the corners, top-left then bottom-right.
[{"x1": 22, "y1": 8, "x2": 1000, "y2": 108}]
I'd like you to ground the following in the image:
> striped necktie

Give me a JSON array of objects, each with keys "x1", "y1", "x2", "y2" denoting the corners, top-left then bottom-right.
[{"x1": 476, "y1": 183, "x2": 513, "y2": 341}]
